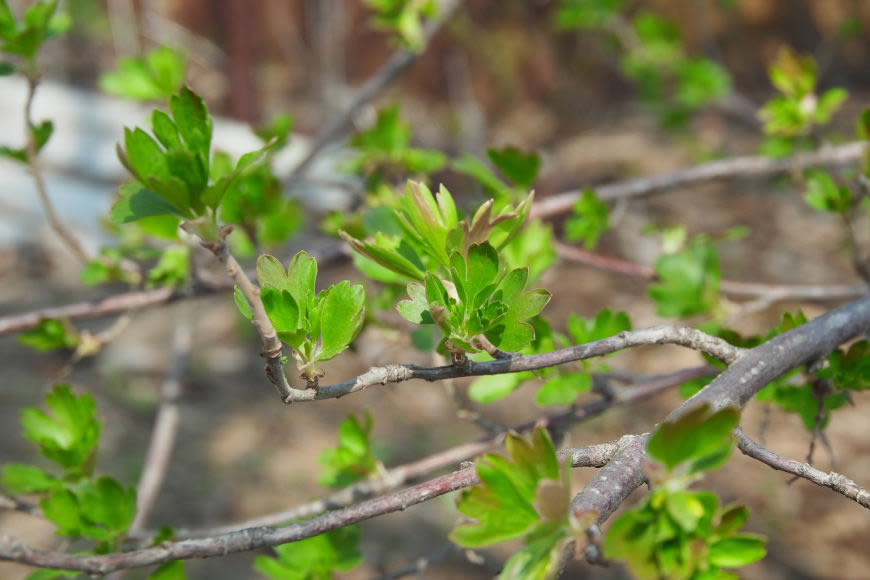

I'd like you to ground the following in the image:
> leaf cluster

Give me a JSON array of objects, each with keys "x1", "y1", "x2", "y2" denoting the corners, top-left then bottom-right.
[
  {"x1": 318, "y1": 412, "x2": 378, "y2": 489},
  {"x1": 649, "y1": 234, "x2": 720, "y2": 318},
  {"x1": 759, "y1": 48, "x2": 847, "y2": 157},
  {"x1": 450, "y1": 428, "x2": 575, "y2": 580},
  {"x1": 396, "y1": 240, "x2": 550, "y2": 355},
  {"x1": 99, "y1": 45, "x2": 185, "y2": 101},
  {"x1": 361, "y1": 0, "x2": 438, "y2": 50},
  {"x1": 0, "y1": 0, "x2": 69, "y2": 69},
  {"x1": 254, "y1": 525, "x2": 362, "y2": 580},
  {"x1": 111, "y1": 86, "x2": 274, "y2": 236},
  {"x1": 605, "y1": 404, "x2": 766, "y2": 579},
  {"x1": 0, "y1": 385, "x2": 136, "y2": 551},
  {"x1": 236, "y1": 252, "x2": 365, "y2": 381}
]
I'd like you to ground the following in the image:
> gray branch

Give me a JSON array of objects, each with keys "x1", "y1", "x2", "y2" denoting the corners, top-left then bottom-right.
[{"x1": 735, "y1": 427, "x2": 870, "y2": 510}]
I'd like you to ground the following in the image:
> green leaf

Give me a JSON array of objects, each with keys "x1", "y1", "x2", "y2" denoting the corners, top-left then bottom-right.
[
  {"x1": 0, "y1": 61, "x2": 13, "y2": 75},
  {"x1": 261, "y1": 288, "x2": 300, "y2": 335},
  {"x1": 284, "y1": 251, "x2": 318, "y2": 316},
  {"x1": 487, "y1": 146, "x2": 540, "y2": 188},
  {"x1": 234, "y1": 286, "x2": 253, "y2": 320},
  {"x1": 803, "y1": 170, "x2": 852, "y2": 213},
  {"x1": 18, "y1": 318, "x2": 79, "y2": 352},
  {"x1": 20, "y1": 384, "x2": 101, "y2": 474},
  {"x1": 464, "y1": 242, "x2": 501, "y2": 305},
  {"x1": 452, "y1": 154, "x2": 512, "y2": 199},
  {"x1": 40, "y1": 489, "x2": 81, "y2": 537},
  {"x1": 714, "y1": 505, "x2": 749, "y2": 537},
  {"x1": 815, "y1": 88, "x2": 848, "y2": 124},
  {"x1": 146, "y1": 245, "x2": 190, "y2": 288},
  {"x1": 566, "y1": 309, "x2": 631, "y2": 345},
  {"x1": 318, "y1": 413, "x2": 377, "y2": 489},
  {"x1": 169, "y1": 86, "x2": 212, "y2": 175},
  {"x1": 1, "y1": 463, "x2": 61, "y2": 493},
  {"x1": 317, "y1": 281, "x2": 366, "y2": 361},
  {"x1": 708, "y1": 535, "x2": 767, "y2": 567},
  {"x1": 256, "y1": 254, "x2": 289, "y2": 290},
  {"x1": 665, "y1": 490, "x2": 707, "y2": 532},
  {"x1": 649, "y1": 239, "x2": 720, "y2": 317},
  {"x1": 76, "y1": 476, "x2": 136, "y2": 540},
  {"x1": 565, "y1": 190, "x2": 609, "y2": 249},
  {"x1": 555, "y1": 0, "x2": 625, "y2": 29},
  {"x1": 485, "y1": 281, "x2": 551, "y2": 352},
  {"x1": 253, "y1": 525, "x2": 362, "y2": 580},
  {"x1": 110, "y1": 180, "x2": 191, "y2": 223},
  {"x1": 147, "y1": 561, "x2": 186, "y2": 580},
  {"x1": 99, "y1": 46, "x2": 185, "y2": 100},
  {"x1": 397, "y1": 281, "x2": 433, "y2": 324},
  {"x1": 534, "y1": 373, "x2": 592, "y2": 406},
  {"x1": 646, "y1": 404, "x2": 739, "y2": 473},
  {"x1": 450, "y1": 428, "x2": 567, "y2": 548},
  {"x1": 819, "y1": 340, "x2": 870, "y2": 390},
  {"x1": 468, "y1": 374, "x2": 525, "y2": 404},
  {"x1": 498, "y1": 525, "x2": 570, "y2": 580}
]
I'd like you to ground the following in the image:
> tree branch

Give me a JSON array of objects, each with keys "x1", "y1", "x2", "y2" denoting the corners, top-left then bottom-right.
[
  {"x1": 287, "y1": 0, "x2": 462, "y2": 180},
  {"x1": 735, "y1": 427, "x2": 870, "y2": 510},
  {"x1": 136, "y1": 365, "x2": 712, "y2": 541},
  {"x1": 129, "y1": 320, "x2": 192, "y2": 532},
  {"x1": 205, "y1": 236, "x2": 295, "y2": 400},
  {"x1": 23, "y1": 75, "x2": 90, "y2": 264},
  {"x1": 0, "y1": 443, "x2": 618, "y2": 575},
  {"x1": 566, "y1": 294, "x2": 870, "y2": 558},
  {"x1": 282, "y1": 325, "x2": 739, "y2": 402},
  {"x1": 555, "y1": 242, "x2": 867, "y2": 303},
  {"x1": 532, "y1": 141, "x2": 868, "y2": 219}
]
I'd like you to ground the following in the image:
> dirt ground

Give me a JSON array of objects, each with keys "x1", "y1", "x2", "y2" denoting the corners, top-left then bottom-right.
[{"x1": 2, "y1": 1, "x2": 870, "y2": 579}]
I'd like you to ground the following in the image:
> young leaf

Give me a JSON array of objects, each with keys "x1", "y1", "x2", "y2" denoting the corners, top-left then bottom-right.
[
  {"x1": 646, "y1": 404, "x2": 739, "y2": 473},
  {"x1": 253, "y1": 525, "x2": 362, "y2": 580},
  {"x1": 1, "y1": 463, "x2": 61, "y2": 493},
  {"x1": 534, "y1": 373, "x2": 592, "y2": 406},
  {"x1": 708, "y1": 535, "x2": 767, "y2": 567},
  {"x1": 40, "y1": 489, "x2": 82, "y2": 537},
  {"x1": 566, "y1": 309, "x2": 631, "y2": 345},
  {"x1": 18, "y1": 318, "x2": 79, "y2": 352},
  {"x1": 450, "y1": 428, "x2": 568, "y2": 548},
  {"x1": 20, "y1": 384, "x2": 101, "y2": 474},
  {"x1": 487, "y1": 146, "x2": 541, "y2": 188},
  {"x1": 317, "y1": 281, "x2": 366, "y2": 361},
  {"x1": 76, "y1": 476, "x2": 137, "y2": 541},
  {"x1": 99, "y1": 46, "x2": 185, "y2": 101},
  {"x1": 565, "y1": 190, "x2": 609, "y2": 249},
  {"x1": 649, "y1": 239, "x2": 720, "y2": 318},
  {"x1": 468, "y1": 374, "x2": 525, "y2": 404},
  {"x1": 318, "y1": 413, "x2": 377, "y2": 489},
  {"x1": 803, "y1": 170, "x2": 852, "y2": 213}
]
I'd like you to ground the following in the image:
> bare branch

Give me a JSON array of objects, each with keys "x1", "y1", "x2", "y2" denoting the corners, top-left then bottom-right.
[
  {"x1": 0, "y1": 443, "x2": 618, "y2": 575},
  {"x1": 735, "y1": 427, "x2": 870, "y2": 510},
  {"x1": 138, "y1": 366, "x2": 710, "y2": 541},
  {"x1": 0, "y1": 246, "x2": 348, "y2": 336},
  {"x1": 532, "y1": 141, "x2": 868, "y2": 219},
  {"x1": 129, "y1": 320, "x2": 192, "y2": 532},
  {"x1": 206, "y1": 237, "x2": 295, "y2": 400},
  {"x1": 287, "y1": 0, "x2": 462, "y2": 180},
  {"x1": 22, "y1": 75, "x2": 90, "y2": 264},
  {"x1": 555, "y1": 243, "x2": 867, "y2": 303},
  {"x1": 283, "y1": 326, "x2": 739, "y2": 402}
]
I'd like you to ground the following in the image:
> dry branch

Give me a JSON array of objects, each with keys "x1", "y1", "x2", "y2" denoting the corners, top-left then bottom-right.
[{"x1": 532, "y1": 141, "x2": 868, "y2": 219}]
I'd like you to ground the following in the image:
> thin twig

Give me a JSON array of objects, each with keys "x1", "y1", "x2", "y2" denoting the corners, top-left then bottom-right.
[
  {"x1": 532, "y1": 141, "x2": 867, "y2": 219},
  {"x1": 23, "y1": 75, "x2": 90, "y2": 264},
  {"x1": 203, "y1": 232, "x2": 295, "y2": 400},
  {"x1": 287, "y1": 0, "x2": 462, "y2": 180},
  {"x1": 129, "y1": 319, "x2": 192, "y2": 532},
  {"x1": 278, "y1": 326, "x2": 739, "y2": 402},
  {"x1": 555, "y1": 242, "x2": 868, "y2": 302},
  {"x1": 0, "y1": 246, "x2": 349, "y2": 336},
  {"x1": 735, "y1": 427, "x2": 870, "y2": 510},
  {"x1": 130, "y1": 365, "x2": 712, "y2": 541},
  {"x1": 0, "y1": 443, "x2": 618, "y2": 575}
]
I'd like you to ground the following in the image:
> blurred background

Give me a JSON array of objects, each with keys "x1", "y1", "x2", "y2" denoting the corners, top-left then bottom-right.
[{"x1": 1, "y1": 0, "x2": 870, "y2": 578}]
